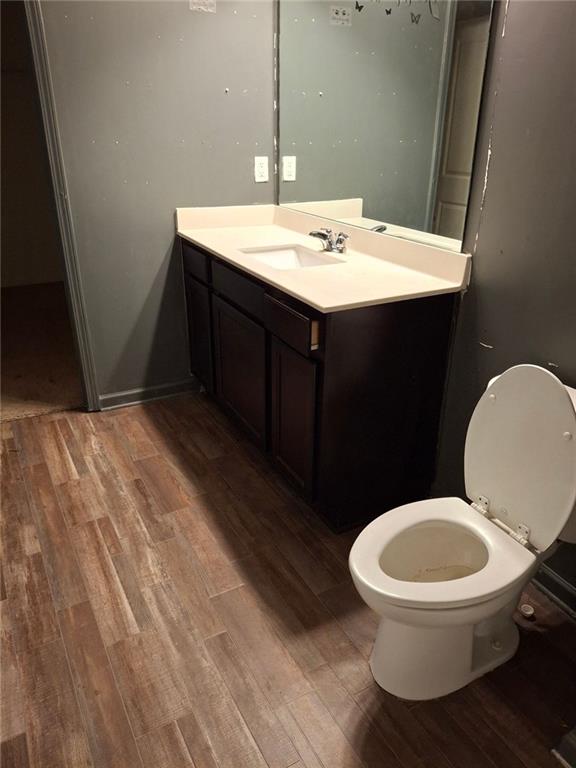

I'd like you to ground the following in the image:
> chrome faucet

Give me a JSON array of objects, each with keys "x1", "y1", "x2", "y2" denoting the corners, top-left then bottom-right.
[{"x1": 309, "y1": 228, "x2": 349, "y2": 254}]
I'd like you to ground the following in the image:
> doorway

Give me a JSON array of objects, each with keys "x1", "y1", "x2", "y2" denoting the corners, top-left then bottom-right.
[
  {"x1": 433, "y1": 4, "x2": 491, "y2": 240},
  {"x1": 1, "y1": 0, "x2": 83, "y2": 421}
]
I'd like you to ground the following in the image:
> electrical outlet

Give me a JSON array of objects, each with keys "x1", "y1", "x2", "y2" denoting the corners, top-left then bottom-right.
[
  {"x1": 282, "y1": 155, "x2": 297, "y2": 182},
  {"x1": 330, "y1": 6, "x2": 352, "y2": 26},
  {"x1": 254, "y1": 156, "x2": 269, "y2": 183}
]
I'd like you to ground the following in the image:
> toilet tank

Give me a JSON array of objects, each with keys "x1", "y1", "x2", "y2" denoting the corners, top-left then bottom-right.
[{"x1": 487, "y1": 374, "x2": 576, "y2": 544}]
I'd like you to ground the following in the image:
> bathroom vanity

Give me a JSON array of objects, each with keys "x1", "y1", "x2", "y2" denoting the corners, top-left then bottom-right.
[{"x1": 177, "y1": 205, "x2": 469, "y2": 531}]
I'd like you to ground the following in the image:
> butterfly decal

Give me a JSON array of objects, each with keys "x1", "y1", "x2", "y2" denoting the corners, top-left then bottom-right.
[
  {"x1": 385, "y1": 8, "x2": 392, "y2": 14},
  {"x1": 355, "y1": 1, "x2": 365, "y2": 11},
  {"x1": 410, "y1": 11, "x2": 421, "y2": 23}
]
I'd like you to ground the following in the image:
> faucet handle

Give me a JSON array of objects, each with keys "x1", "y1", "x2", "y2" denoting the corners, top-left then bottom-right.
[
  {"x1": 309, "y1": 228, "x2": 332, "y2": 242},
  {"x1": 309, "y1": 228, "x2": 336, "y2": 251},
  {"x1": 335, "y1": 232, "x2": 349, "y2": 253}
]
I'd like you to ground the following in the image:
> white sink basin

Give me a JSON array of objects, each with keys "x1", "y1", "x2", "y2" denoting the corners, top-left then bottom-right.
[{"x1": 240, "y1": 244, "x2": 343, "y2": 270}]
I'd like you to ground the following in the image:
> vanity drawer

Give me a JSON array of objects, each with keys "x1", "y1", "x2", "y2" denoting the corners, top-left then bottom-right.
[
  {"x1": 212, "y1": 261, "x2": 265, "y2": 322},
  {"x1": 182, "y1": 240, "x2": 210, "y2": 284},
  {"x1": 264, "y1": 294, "x2": 320, "y2": 357}
]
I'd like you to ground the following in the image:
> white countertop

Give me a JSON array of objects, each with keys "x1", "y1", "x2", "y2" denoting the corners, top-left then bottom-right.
[{"x1": 176, "y1": 205, "x2": 471, "y2": 314}]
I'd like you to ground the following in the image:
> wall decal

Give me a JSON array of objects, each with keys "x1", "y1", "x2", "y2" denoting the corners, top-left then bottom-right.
[
  {"x1": 330, "y1": 6, "x2": 352, "y2": 25},
  {"x1": 370, "y1": 0, "x2": 441, "y2": 21}
]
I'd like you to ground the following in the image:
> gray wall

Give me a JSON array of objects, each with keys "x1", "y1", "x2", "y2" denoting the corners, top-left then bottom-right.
[
  {"x1": 40, "y1": 0, "x2": 274, "y2": 403},
  {"x1": 434, "y1": 0, "x2": 576, "y2": 495},
  {"x1": 279, "y1": 0, "x2": 451, "y2": 229},
  {"x1": 2, "y1": 1, "x2": 63, "y2": 288},
  {"x1": 35, "y1": 0, "x2": 576, "y2": 428}
]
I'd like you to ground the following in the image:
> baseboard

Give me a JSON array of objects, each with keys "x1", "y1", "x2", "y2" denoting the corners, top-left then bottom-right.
[
  {"x1": 533, "y1": 565, "x2": 576, "y2": 619},
  {"x1": 98, "y1": 377, "x2": 199, "y2": 410},
  {"x1": 553, "y1": 728, "x2": 576, "y2": 768}
]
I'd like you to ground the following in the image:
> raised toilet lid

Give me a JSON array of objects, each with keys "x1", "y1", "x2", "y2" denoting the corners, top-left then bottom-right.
[{"x1": 465, "y1": 365, "x2": 576, "y2": 552}]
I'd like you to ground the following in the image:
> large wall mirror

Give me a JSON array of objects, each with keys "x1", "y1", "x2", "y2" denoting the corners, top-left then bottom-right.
[{"x1": 277, "y1": 0, "x2": 493, "y2": 251}]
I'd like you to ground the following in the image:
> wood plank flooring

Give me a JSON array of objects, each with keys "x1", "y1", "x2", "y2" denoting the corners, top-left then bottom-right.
[{"x1": 1, "y1": 392, "x2": 575, "y2": 768}]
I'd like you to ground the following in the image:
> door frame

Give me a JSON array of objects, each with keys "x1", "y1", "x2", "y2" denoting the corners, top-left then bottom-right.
[
  {"x1": 423, "y1": 0, "x2": 458, "y2": 231},
  {"x1": 24, "y1": 0, "x2": 99, "y2": 411}
]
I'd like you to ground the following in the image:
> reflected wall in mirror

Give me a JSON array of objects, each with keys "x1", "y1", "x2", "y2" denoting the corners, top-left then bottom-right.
[{"x1": 278, "y1": 0, "x2": 493, "y2": 250}]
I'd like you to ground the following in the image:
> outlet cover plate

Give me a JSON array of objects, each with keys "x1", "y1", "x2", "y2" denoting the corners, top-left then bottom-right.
[
  {"x1": 282, "y1": 155, "x2": 297, "y2": 182},
  {"x1": 254, "y1": 156, "x2": 269, "y2": 183}
]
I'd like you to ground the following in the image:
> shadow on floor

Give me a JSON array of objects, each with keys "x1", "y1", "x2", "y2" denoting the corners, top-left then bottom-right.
[
  {"x1": 1, "y1": 282, "x2": 83, "y2": 421},
  {"x1": 104, "y1": 391, "x2": 576, "y2": 765}
]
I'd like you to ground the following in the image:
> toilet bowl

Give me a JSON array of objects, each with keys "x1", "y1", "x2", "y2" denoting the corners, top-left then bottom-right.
[{"x1": 349, "y1": 365, "x2": 576, "y2": 700}]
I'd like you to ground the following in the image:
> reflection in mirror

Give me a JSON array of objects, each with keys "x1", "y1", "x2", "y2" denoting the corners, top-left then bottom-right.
[{"x1": 278, "y1": 0, "x2": 492, "y2": 250}]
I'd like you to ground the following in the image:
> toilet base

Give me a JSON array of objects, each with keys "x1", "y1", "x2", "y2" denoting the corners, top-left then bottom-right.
[{"x1": 369, "y1": 612, "x2": 519, "y2": 700}]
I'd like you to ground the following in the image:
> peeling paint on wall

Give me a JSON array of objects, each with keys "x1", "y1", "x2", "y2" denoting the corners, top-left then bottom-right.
[
  {"x1": 189, "y1": 0, "x2": 216, "y2": 13},
  {"x1": 480, "y1": 133, "x2": 493, "y2": 212},
  {"x1": 501, "y1": 0, "x2": 510, "y2": 37}
]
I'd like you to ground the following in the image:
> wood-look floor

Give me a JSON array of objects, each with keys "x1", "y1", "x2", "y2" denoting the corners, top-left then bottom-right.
[{"x1": 1, "y1": 393, "x2": 575, "y2": 768}]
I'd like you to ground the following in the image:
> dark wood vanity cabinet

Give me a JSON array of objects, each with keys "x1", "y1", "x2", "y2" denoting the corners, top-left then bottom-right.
[
  {"x1": 315, "y1": 296, "x2": 455, "y2": 529},
  {"x1": 212, "y1": 295, "x2": 267, "y2": 449},
  {"x1": 181, "y1": 237, "x2": 455, "y2": 531},
  {"x1": 183, "y1": 274, "x2": 213, "y2": 393},
  {"x1": 270, "y1": 336, "x2": 317, "y2": 496}
]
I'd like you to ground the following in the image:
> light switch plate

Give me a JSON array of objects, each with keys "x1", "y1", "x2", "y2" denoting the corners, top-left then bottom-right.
[
  {"x1": 282, "y1": 155, "x2": 297, "y2": 182},
  {"x1": 254, "y1": 156, "x2": 269, "y2": 183}
]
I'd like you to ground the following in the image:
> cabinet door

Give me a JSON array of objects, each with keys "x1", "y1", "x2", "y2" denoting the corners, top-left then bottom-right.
[
  {"x1": 184, "y1": 274, "x2": 214, "y2": 392},
  {"x1": 212, "y1": 295, "x2": 267, "y2": 448},
  {"x1": 271, "y1": 336, "x2": 317, "y2": 496}
]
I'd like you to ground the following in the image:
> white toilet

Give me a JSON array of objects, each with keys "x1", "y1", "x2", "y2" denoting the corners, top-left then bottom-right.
[{"x1": 349, "y1": 364, "x2": 576, "y2": 701}]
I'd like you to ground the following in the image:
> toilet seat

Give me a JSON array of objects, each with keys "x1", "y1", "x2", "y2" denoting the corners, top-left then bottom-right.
[
  {"x1": 465, "y1": 365, "x2": 576, "y2": 551},
  {"x1": 349, "y1": 497, "x2": 536, "y2": 610}
]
